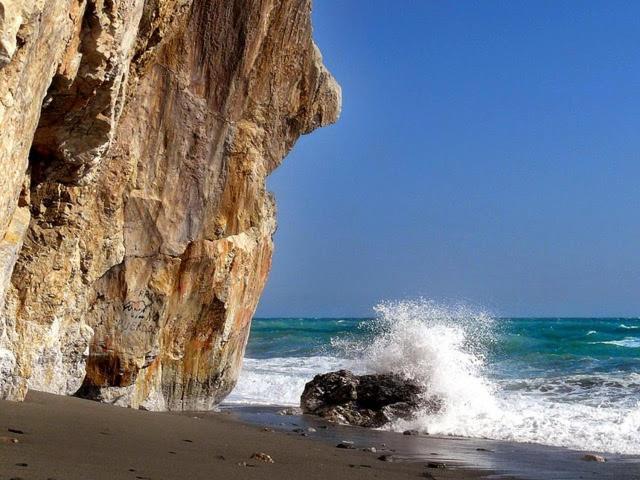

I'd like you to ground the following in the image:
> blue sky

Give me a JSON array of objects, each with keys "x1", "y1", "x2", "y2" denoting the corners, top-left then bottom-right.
[{"x1": 255, "y1": 0, "x2": 640, "y2": 318}]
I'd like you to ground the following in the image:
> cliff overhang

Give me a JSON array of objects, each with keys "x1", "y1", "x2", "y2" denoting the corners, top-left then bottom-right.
[{"x1": 0, "y1": 0, "x2": 340, "y2": 410}]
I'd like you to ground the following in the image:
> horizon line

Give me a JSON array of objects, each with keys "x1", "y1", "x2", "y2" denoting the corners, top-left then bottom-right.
[{"x1": 253, "y1": 315, "x2": 640, "y2": 320}]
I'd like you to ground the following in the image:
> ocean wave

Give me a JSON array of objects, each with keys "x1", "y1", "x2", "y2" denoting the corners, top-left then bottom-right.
[
  {"x1": 230, "y1": 301, "x2": 640, "y2": 454},
  {"x1": 360, "y1": 301, "x2": 640, "y2": 454},
  {"x1": 620, "y1": 324, "x2": 640, "y2": 329}
]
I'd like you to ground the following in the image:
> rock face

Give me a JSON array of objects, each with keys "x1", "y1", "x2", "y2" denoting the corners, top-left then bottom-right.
[
  {"x1": 0, "y1": 0, "x2": 340, "y2": 410},
  {"x1": 300, "y1": 370, "x2": 439, "y2": 428}
]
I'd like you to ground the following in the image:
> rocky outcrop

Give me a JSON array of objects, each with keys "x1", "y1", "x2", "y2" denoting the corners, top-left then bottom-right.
[
  {"x1": 0, "y1": 0, "x2": 340, "y2": 410},
  {"x1": 300, "y1": 370, "x2": 441, "y2": 428}
]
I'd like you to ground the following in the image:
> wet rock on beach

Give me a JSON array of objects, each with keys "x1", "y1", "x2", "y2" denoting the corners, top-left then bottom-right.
[{"x1": 301, "y1": 369, "x2": 440, "y2": 428}]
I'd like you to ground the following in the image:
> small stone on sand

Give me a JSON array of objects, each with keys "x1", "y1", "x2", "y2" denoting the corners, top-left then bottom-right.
[
  {"x1": 336, "y1": 442, "x2": 356, "y2": 449},
  {"x1": 427, "y1": 461, "x2": 447, "y2": 469},
  {"x1": 403, "y1": 429, "x2": 419, "y2": 436},
  {"x1": 582, "y1": 454, "x2": 606, "y2": 463},
  {"x1": 250, "y1": 452, "x2": 274, "y2": 463},
  {"x1": 0, "y1": 436, "x2": 18, "y2": 444}
]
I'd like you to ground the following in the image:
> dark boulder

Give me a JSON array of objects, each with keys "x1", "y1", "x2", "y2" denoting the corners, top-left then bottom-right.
[{"x1": 300, "y1": 369, "x2": 441, "y2": 428}]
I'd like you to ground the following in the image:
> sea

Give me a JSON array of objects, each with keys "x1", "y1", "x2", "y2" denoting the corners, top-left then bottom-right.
[{"x1": 226, "y1": 299, "x2": 640, "y2": 455}]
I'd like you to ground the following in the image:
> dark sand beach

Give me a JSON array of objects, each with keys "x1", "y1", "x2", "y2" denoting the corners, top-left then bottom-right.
[
  {"x1": 0, "y1": 391, "x2": 484, "y2": 480},
  {"x1": 1, "y1": 391, "x2": 639, "y2": 480}
]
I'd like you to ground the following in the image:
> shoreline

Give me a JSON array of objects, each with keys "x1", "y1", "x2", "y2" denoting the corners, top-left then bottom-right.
[
  {"x1": 225, "y1": 404, "x2": 640, "y2": 480},
  {"x1": 1, "y1": 392, "x2": 638, "y2": 480}
]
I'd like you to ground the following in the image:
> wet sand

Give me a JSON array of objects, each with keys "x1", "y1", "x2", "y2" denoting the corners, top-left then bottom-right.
[
  {"x1": 1, "y1": 392, "x2": 638, "y2": 480},
  {"x1": 230, "y1": 406, "x2": 640, "y2": 480},
  {"x1": 0, "y1": 391, "x2": 484, "y2": 480}
]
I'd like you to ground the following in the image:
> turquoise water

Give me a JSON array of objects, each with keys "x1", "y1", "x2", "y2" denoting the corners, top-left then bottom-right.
[{"x1": 228, "y1": 302, "x2": 640, "y2": 454}]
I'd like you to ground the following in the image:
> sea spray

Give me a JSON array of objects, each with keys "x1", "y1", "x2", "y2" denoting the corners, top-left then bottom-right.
[
  {"x1": 352, "y1": 300, "x2": 498, "y2": 424},
  {"x1": 339, "y1": 300, "x2": 503, "y2": 439}
]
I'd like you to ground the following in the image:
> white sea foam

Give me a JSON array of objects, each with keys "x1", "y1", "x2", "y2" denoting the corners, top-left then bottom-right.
[
  {"x1": 594, "y1": 337, "x2": 640, "y2": 348},
  {"x1": 620, "y1": 324, "x2": 640, "y2": 329},
  {"x1": 586, "y1": 330, "x2": 597, "y2": 335},
  {"x1": 225, "y1": 355, "x2": 356, "y2": 405}
]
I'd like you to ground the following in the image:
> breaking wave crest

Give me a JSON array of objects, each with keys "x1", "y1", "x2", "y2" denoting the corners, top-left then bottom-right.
[
  {"x1": 347, "y1": 299, "x2": 498, "y2": 421},
  {"x1": 593, "y1": 337, "x2": 640, "y2": 348}
]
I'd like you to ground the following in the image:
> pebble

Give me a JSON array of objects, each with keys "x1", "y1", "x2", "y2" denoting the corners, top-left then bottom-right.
[
  {"x1": 362, "y1": 447, "x2": 377, "y2": 453},
  {"x1": 336, "y1": 442, "x2": 356, "y2": 449},
  {"x1": 377, "y1": 454, "x2": 393, "y2": 462},
  {"x1": 403, "y1": 429, "x2": 419, "y2": 436},
  {"x1": 250, "y1": 452, "x2": 275, "y2": 463},
  {"x1": 306, "y1": 427, "x2": 317, "y2": 432},
  {"x1": 262, "y1": 427, "x2": 274, "y2": 432},
  {"x1": 426, "y1": 461, "x2": 447, "y2": 469},
  {"x1": 582, "y1": 454, "x2": 606, "y2": 463},
  {"x1": 0, "y1": 436, "x2": 19, "y2": 444}
]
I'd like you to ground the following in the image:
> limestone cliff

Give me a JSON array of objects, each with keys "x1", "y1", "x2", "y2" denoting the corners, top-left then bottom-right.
[{"x1": 0, "y1": 0, "x2": 340, "y2": 410}]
